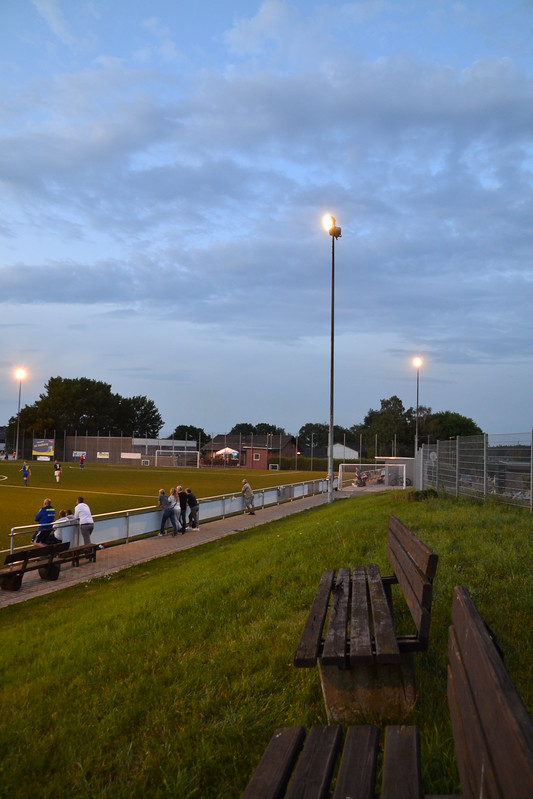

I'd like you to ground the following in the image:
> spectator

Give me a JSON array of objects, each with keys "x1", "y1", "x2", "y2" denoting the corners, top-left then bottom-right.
[
  {"x1": 74, "y1": 496, "x2": 94, "y2": 545},
  {"x1": 177, "y1": 486, "x2": 188, "y2": 533},
  {"x1": 241, "y1": 479, "x2": 255, "y2": 515},
  {"x1": 186, "y1": 488, "x2": 199, "y2": 529},
  {"x1": 158, "y1": 489, "x2": 178, "y2": 537},
  {"x1": 32, "y1": 498, "x2": 56, "y2": 545}
]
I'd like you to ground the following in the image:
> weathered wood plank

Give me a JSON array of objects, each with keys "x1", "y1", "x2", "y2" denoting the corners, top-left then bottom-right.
[
  {"x1": 449, "y1": 586, "x2": 533, "y2": 798},
  {"x1": 349, "y1": 565, "x2": 373, "y2": 666},
  {"x1": 285, "y1": 725, "x2": 342, "y2": 799},
  {"x1": 332, "y1": 725, "x2": 379, "y2": 799},
  {"x1": 388, "y1": 515, "x2": 438, "y2": 579},
  {"x1": 294, "y1": 570, "x2": 334, "y2": 667},
  {"x1": 322, "y1": 568, "x2": 350, "y2": 666},
  {"x1": 242, "y1": 727, "x2": 306, "y2": 799},
  {"x1": 381, "y1": 725, "x2": 423, "y2": 799},
  {"x1": 366, "y1": 564, "x2": 401, "y2": 663}
]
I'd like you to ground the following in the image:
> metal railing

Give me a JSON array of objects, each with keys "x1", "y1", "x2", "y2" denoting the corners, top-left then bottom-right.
[
  {"x1": 6, "y1": 478, "x2": 330, "y2": 554},
  {"x1": 419, "y1": 432, "x2": 533, "y2": 511}
]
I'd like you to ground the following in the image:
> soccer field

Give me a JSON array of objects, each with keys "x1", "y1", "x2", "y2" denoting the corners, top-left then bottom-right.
[{"x1": 0, "y1": 460, "x2": 316, "y2": 550}]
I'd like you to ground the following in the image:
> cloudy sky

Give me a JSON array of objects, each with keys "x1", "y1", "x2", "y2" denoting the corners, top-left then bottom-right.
[{"x1": 1, "y1": 0, "x2": 532, "y2": 438}]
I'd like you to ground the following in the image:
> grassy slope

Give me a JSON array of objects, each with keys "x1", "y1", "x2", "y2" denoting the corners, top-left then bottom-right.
[{"x1": 0, "y1": 491, "x2": 531, "y2": 798}]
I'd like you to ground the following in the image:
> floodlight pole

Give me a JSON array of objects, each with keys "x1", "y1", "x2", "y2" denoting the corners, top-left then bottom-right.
[{"x1": 323, "y1": 215, "x2": 341, "y2": 504}]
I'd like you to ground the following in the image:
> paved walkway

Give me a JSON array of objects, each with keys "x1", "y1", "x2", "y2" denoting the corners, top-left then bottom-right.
[{"x1": 1, "y1": 488, "x2": 365, "y2": 609}]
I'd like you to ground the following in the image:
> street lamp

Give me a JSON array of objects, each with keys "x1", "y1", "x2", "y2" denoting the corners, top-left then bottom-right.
[
  {"x1": 323, "y1": 213, "x2": 342, "y2": 504},
  {"x1": 14, "y1": 367, "x2": 27, "y2": 459},
  {"x1": 413, "y1": 357, "x2": 422, "y2": 456}
]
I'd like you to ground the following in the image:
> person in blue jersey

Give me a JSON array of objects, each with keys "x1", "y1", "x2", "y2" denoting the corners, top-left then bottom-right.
[
  {"x1": 32, "y1": 498, "x2": 56, "y2": 545},
  {"x1": 19, "y1": 460, "x2": 31, "y2": 486}
]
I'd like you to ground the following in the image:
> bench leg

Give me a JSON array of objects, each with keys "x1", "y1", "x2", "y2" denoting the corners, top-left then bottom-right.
[
  {"x1": 0, "y1": 573, "x2": 24, "y2": 591},
  {"x1": 38, "y1": 563, "x2": 61, "y2": 581},
  {"x1": 317, "y1": 655, "x2": 417, "y2": 723}
]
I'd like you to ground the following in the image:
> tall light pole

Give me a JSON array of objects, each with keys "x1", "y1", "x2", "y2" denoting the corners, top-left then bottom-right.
[
  {"x1": 413, "y1": 357, "x2": 422, "y2": 456},
  {"x1": 323, "y1": 213, "x2": 342, "y2": 504},
  {"x1": 14, "y1": 368, "x2": 27, "y2": 459}
]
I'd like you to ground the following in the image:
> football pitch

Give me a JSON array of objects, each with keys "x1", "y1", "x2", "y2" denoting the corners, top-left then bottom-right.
[{"x1": 0, "y1": 460, "x2": 315, "y2": 550}]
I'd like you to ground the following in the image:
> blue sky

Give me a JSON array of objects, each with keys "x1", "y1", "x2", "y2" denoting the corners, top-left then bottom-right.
[{"x1": 1, "y1": 0, "x2": 532, "y2": 438}]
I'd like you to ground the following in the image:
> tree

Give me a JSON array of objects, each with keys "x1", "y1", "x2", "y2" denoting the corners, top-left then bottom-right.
[
  {"x1": 118, "y1": 396, "x2": 164, "y2": 438},
  {"x1": 229, "y1": 422, "x2": 256, "y2": 435},
  {"x1": 425, "y1": 411, "x2": 482, "y2": 441},
  {"x1": 7, "y1": 376, "x2": 164, "y2": 439},
  {"x1": 168, "y1": 425, "x2": 207, "y2": 447}
]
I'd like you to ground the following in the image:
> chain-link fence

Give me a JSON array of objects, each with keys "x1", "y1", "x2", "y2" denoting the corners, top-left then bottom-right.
[{"x1": 419, "y1": 432, "x2": 533, "y2": 511}]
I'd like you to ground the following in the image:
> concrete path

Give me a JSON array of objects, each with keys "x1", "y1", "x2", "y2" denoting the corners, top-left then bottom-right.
[{"x1": 1, "y1": 488, "x2": 364, "y2": 609}]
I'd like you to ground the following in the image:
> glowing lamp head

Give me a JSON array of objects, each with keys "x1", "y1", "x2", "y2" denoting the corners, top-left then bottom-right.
[
  {"x1": 412, "y1": 357, "x2": 422, "y2": 370},
  {"x1": 322, "y1": 213, "x2": 342, "y2": 239},
  {"x1": 15, "y1": 368, "x2": 27, "y2": 381},
  {"x1": 322, "y1": 213, "x2": 335, "y2": 233}
]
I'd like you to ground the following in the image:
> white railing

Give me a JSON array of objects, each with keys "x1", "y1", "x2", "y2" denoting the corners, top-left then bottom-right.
[{"x1": 6, "y1": 478, "x2": 330, "y2": 554}]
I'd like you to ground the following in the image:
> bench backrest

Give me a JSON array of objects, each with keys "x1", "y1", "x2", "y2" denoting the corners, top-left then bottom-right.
[
  {"x1": 449, "y1": 586, "x2": 533, "y2": 798},
  {"x1": 3, "y1": 542, "x2": 70, "y2": 567},
  {"x1": 386, "y1": 515, "x2": 438, "y2": 642}
]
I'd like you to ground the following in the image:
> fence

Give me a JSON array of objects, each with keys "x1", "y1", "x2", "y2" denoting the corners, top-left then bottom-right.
[
  {"x1": 419, "y1": 432, "x2": 533, "y2": 512},
  {"x1": 6, "y1": 477, "x2": 330, "y2": 554}
]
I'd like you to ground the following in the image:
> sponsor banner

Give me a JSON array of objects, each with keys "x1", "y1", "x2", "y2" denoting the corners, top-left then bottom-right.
[
  {"x1": 73, "y1": 451, "x2": 87, "y2": 458},
  {"x1": 33, "y1": 438, "x2": 54, "y2": 457},
  {"x1": 97, "y1": 451, "x2": 110, "y2": 459},
  {"x1": 121, "y1": 452, "x2": 141, "y2": 460}
]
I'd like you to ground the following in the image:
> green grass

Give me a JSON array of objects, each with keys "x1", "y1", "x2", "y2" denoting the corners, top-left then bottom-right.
[
  {"x1": 0, "y1": 491, "x2": 532, "y2": 798},
  {"x1": 0, "y1": 461, "x2": 317, "y2": 550}
]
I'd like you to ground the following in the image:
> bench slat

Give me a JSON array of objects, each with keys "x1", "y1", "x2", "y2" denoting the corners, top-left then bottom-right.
[
  {"x1": 449, "y1": 586, "x2": 533, "y2": 798},
  {"x1": 386, "y1": 543, "x2": 432, "y2": 642},
  {"x1": 349, "y1": 566, "x2": 373, "y2": 666},
  {"x1": 294, "y1": 570, "x2": 334, "y2": 667},
  {"x1": 366, "y1": 565, "x2": 401, "y2": 663},
  {"x1": 388, "y1": 515, "x2": 438, "y2": 579},
  {"x1": 242, "y1": 726, "x2": 306, "y2": 799},
  {"x1": 332, "y1": 725, "x2": 379, "y2": 799},
  {"x1": 381, "y1": 726, "x2": 423, "y2": 799},
  {"x1": 285, "y1": 725, "x2": 342, "y2": 799},
  {"x1": 322, "y1": 568, "x2": 350, "y2": 666}
]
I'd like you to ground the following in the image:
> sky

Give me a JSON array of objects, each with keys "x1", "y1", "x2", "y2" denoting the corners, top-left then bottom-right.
[{"x1": 1, "y1": 0, "x2": 532, "y2": 439}]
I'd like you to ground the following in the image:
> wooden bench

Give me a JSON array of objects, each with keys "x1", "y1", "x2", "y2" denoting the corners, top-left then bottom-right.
[
  {"x1": 243, "y1": 586, "x2": 533, "y2": 797},
  {"x1": 448, "y1": 585, "x2": 533, "y2": 798},
  {"x1": 294, "y1": 515, "x2": 438, "y2": 720},
  {"x1": 0, "y1": 542, "x2": 71, "y2": 591},
  {"x1": 58, "y1": 544, "x2": 98, "y2": 567}
]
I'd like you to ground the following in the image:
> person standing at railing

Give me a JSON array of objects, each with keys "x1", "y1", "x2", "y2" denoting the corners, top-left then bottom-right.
[
  {"x1": 186, "y1": 488, "x2": 199, "y2": 529},
  {"x1": 241, "y1": 479, "x2": 255, "y2": 515},
  {"x1": 177, "y1": 486, "x2": 188, "y2": 533},
  {"x1": 74, "y1": 496, "x2": 94, "y2": 545},
  {"x1": 32, "y1": 498, "x2": 55, "y2": 545},
  {"x1": 158, "y1": 489, "x2": 178, "y2": 537}
]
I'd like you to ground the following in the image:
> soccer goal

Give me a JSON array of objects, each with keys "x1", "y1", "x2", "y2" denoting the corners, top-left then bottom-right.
[{"x1": 155, "y1": 450, "x2": 200, "y2": 468}]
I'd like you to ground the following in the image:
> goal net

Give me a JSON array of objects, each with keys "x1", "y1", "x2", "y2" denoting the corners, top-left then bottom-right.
[{"x1": 155, "y1": 450, "x2": 200, "y2": 468}]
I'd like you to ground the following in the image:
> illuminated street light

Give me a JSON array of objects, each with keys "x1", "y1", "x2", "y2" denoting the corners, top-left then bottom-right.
[
  {"x1": 14, "y1": 367, "x2": 27, "y2": 460},
  {"x1": 323, "y1": 214, "x2": 342, "y2": 504},
  {"x1": 413, "y1": 357, "x2": 422, "y2": 456}
]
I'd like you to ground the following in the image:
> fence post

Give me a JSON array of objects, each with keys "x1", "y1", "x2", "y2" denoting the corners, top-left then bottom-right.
[
  {"x1": 455, "y1": 436, "x2": 460, "y2": 497},
  {"x1": 483, "y1": 434, "x2": 488, "y2": 501},
  {"x1": 436, "y1": 440, "x2": 440, "y2": 489},
  {"x1": 530, "y1": 431, "x2": 533, "y2": 514}
]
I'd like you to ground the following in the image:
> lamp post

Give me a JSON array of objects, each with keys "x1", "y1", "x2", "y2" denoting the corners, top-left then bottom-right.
[
  {"x1": 323, "y1": 214, "x2": 342, "y2": 504},
  {"x1": 413, "y1": 357, "x2": 422, "y2": 457},
  {"x1": 14, "y1": 368, "x2": 27, "y2": 459}
]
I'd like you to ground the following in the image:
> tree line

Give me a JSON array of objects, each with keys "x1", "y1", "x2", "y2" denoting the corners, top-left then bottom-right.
[{"x1": 6, "y1": 377, "x2": 482, "y2": 458}]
